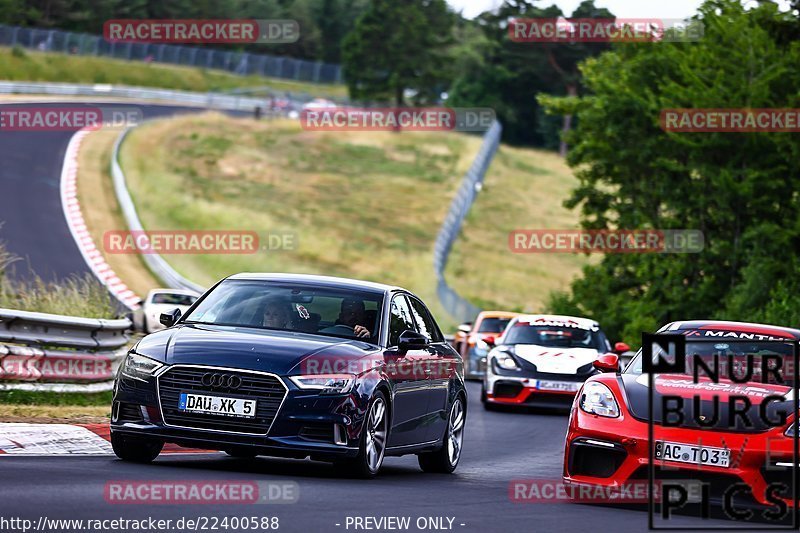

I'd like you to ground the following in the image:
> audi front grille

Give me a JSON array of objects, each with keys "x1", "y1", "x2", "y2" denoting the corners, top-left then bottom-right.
[{"x1": 158, "y1": 365, "x2": 287, "y2": 435}]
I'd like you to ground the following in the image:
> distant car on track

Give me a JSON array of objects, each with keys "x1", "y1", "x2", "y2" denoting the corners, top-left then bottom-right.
[
  {"x1": 138, "y1": 288, "x2": 199, "y2": 333},
  {"x1": 111, "y1": 273, "x2": 466, "y2": 478},
  {"x1": 453, "y1": 311, "x2": 519, "y2": 379},
  {"x1": 302, "y1": 98, "x2": 338, "y2": 110},
  {"x1": 481, "y1": 314, "x2": 627, "y2": 410},
  {"x1": 564, "y1": 320, "x2": 800, "y2": 512}
]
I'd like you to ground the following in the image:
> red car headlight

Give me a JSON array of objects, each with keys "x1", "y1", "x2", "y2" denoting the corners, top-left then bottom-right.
[{"x1": 579, "y1": 381, "x2": 620, "y2": 418}]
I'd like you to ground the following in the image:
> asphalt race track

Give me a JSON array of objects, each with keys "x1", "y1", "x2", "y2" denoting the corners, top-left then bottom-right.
[
  {"x1": 0, "y1": 102, "x2": 207, "y2": 282},
  {"x1": 0, "y1": 382, "x2": 745, "y2": 532}
]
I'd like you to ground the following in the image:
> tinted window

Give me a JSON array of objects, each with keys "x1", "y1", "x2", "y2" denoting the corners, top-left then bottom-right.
[
  {"x1": 408, "y1": 296, "x2": 443, "y2": 342},
  {"x1": 388, "y1": 295, "x2": 416, "y2": 347},
  {"x1": 152, "y1": 293, "x2": 197, "y2": 306},
  {"x1": 477, "y1": 317, "x2": 512, "y2": 333}
]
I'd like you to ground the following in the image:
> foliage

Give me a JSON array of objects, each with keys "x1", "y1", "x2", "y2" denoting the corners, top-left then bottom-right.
[
  {"x1": 543, "y1": 0, "x2": 800, "y2": 345},
  {"x1": 0, "y1": 0, "x2": 370, "y2": 63},
  {"x1": 342, "y1": 0, "x2": 455, "y2": 105}
]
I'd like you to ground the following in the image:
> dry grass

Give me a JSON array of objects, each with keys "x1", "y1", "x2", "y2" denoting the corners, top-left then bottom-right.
[
  {"x1": 76, "y1": 129, "x2": 162, "y2": 298},
  {"x1": 444, "y1": 144, "x2": 592, "y2": 312},
  {"x1": 0, "y1": 404, "x2": 110, "y2": 424},
  {"x1": 0, "y1": 46, "x2": 346, "y2": 98},
  {"x1": 121, "y1": 113, "x2": 481, "y2": 327}
]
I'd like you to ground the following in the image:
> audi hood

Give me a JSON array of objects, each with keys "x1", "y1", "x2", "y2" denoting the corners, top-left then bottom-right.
[{"x1": 133, "y1": 323, "x2": 379, "y2": 376}]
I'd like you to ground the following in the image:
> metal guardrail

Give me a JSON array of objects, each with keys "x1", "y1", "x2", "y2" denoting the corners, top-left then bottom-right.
[
  {"x1": 111, "y1": 127, "x2": 206, "y2": 294},
  {"x1": 0, "y1": 308, "x2": 131, "y2": 390},
  {"x1": 0, "y1": 81, "x2": 271, "y2": 112},
  {"x1": 433, "y1": 121, "x2": 503, "y2": 323},
  {"x1": 0, "y1": 308, "x2": 130, "y2": 350},
  {"x1": 0, "y1": 24, "x2": 343, "y2": 85}
]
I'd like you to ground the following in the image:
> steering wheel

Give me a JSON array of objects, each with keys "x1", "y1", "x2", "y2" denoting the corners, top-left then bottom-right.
[{"x1": 321, "y1": 324, "x2": 355, "y2": 334}]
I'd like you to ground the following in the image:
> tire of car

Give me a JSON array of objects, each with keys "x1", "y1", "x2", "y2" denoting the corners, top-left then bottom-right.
[
  {"x1": 111, "y1": 432, "x2": 163, "y2": 463},
  {"x1": 480, "y1": 384, "x2": 500, "y2": 411},
  {"x1": 334, "y1": 390, "x2": 389, "y2": 479},
  {"x1": 417, "y1": 395, "x2": 465, "y2": 474}
]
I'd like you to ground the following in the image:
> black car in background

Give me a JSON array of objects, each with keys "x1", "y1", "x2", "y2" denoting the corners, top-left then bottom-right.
[{"x1": 111, "y1": 273, "x2": 466, "y2": 477}]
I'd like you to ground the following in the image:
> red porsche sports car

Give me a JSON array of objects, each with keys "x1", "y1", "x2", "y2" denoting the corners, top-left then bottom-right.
[{"x1": 564, "y1": 320, "x2": 799, "y2": 512}]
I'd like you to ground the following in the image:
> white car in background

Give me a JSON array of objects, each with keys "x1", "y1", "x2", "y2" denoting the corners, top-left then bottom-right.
[
  {"x1": 302, "y1": 98, "x2": 338, "y2": 110},
  {"x1": 481, "y1": 314, "x2": 629, "y2": 410},
  {"x1": 139, "y1": 289, "x2": 199, "y2": 333}
]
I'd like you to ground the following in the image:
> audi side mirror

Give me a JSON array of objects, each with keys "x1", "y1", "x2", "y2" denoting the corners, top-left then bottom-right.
[
  {"x1": 614, "y1": 342, "x2": 631, "y2": 355},
  {"x1": 483, "y1": 336, "x2": 496, "y2": 347},
  {"x1": 160, "y1": 308, "x2": 182, "y2": 328},
  {"x1": 398, "y1": 330, "x2": 429, "y2": 352},
  {"x1": 594, "y1": 353, "x2": 620, "y2": 373}
]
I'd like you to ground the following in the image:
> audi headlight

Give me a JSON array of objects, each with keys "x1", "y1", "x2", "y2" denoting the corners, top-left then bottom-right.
[
  {"x1": 579, "y1": 381, "x2": 620, "y2": 417},
  {"x1": 492, "y1": 349, "x2": 520, "y2": 371},
  {"x1": 121, "y1": 352, "x2": 163, "y2": 381},
  {"x1": 786, "y1": 422, "x2": 796, "y2": 437},
  {"x1": 290, "y1": 374, "x2": 355, "y2": 394}
]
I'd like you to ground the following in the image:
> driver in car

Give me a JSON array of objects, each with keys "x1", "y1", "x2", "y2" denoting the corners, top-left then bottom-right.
[{"x1": 336, "y1": 298, "x2": 372, "y2": 338}]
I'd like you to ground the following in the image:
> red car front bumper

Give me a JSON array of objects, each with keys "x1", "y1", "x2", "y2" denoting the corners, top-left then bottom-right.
[{"x1": 564, "y1": 378, "x2": 798, "y2": 509}]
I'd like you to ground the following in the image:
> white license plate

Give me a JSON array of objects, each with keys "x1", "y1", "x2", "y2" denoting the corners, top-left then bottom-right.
[
  {"x1": 655, "y1": 441, "x2": 730, "y2": 468},
  {"x1": 535, "y1": 380, "x2": 580, "y2": 392},
  {"x1": 179, "y1": 393, "x2": 256, "y2": 418}
]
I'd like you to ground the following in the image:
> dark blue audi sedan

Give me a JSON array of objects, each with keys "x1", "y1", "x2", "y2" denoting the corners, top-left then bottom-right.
[{"x1": 110, "y1": 273, "x2": 466, "y2": 477}]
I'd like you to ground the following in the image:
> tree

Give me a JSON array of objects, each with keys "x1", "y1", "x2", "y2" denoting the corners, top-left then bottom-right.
[
  {"x1": 542, "y1": 0, "x2": 800, "y2": 345},
  {"x1": 447, "y1": 0, "x2": 612, "y2": 147},
  {"x1": 341, "y1": 0, "x2": 455, "y2": 105}
]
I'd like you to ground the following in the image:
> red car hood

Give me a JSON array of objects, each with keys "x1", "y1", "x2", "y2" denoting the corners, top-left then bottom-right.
[{"x1": 619, "y1": 373, "x2": 793, "y2": 433}]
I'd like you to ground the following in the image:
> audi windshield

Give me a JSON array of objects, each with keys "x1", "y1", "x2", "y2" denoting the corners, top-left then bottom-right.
[{"x1": 182, "y1": 280, "x2": 384, "y2": 342}]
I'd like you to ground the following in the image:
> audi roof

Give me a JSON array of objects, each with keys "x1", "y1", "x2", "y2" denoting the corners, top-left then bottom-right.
[{"x1": 225, "y1": 273, "x2": 405, "y2": 295}]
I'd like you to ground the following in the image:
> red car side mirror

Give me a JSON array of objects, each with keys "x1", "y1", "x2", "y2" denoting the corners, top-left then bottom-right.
[
  {"x1": 483, "y1": 336, "x2": 495, "y2": 347},
  {"x1": 593, "y1": 353, "x2": 620, "y2": 373},
  {"x1": 613, "y1": 342, "x2": 631, "y2": 355}
]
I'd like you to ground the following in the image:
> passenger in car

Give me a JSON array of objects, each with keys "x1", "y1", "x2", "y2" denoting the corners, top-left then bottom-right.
[{"x1": 262, "y1": 298, "x2": 293, "y2": 330}]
